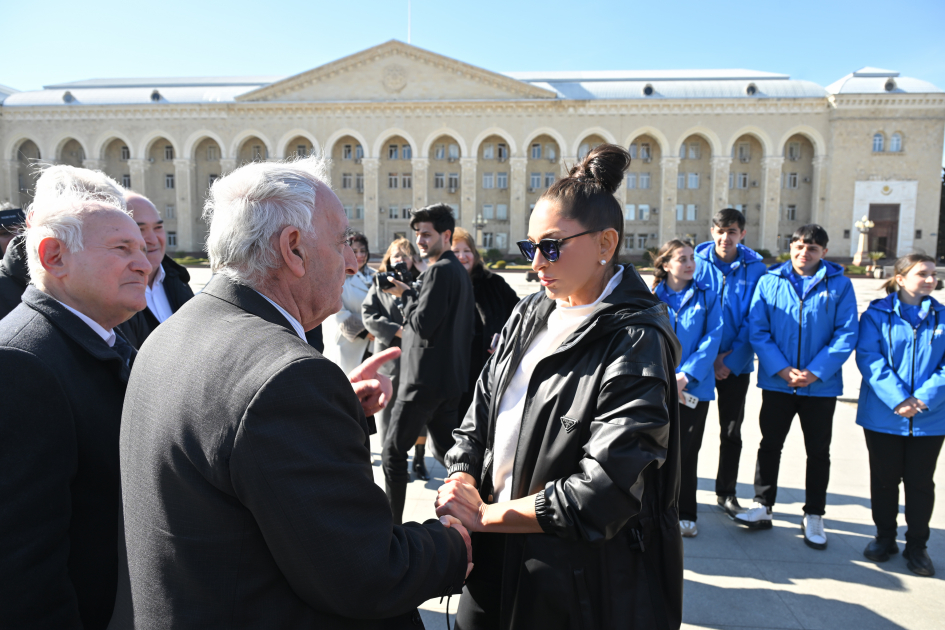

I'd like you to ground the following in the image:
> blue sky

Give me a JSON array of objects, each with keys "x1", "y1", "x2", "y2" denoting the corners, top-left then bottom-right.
[{"x1": 4, "y1": 0, "x2": 944, "y2": 163}]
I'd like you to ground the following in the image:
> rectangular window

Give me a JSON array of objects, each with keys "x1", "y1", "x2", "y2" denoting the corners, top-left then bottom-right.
[
  {"x1": 343, "y1": 144, "x2": 352, "y2": 160},
  {"x1": 121, "y1": 174, "x2": 131, "y2": 188},
  {"x1": 209, "y1": 174, "x2": 218, "y2": 187},
  {"x1": 531, "y1": 143, "x2": 542, "y2": 159},
  {"x1": 448, "y1": 173, "x2": 460, "y2": 190},
  {"x1": 916, "y1": 229, "x2": 923, "y2": 240},
  {"x1": 679, "y1": 144, "x2": 686, "y2": 159},
  {"x1": 676, "y1": 204, "x2": 684, "y2": 221},
  {"x1": 164, "y1": 145, "x2": 174, "y2": 161},
  {"x1": 544, "y1": 173, "x2": 555, "y2": 187},
  {"x1": 434, "y1": 172, "x2": 445, "y2": 189},
  {"x1": 448, "y1": 144, "x2": 460, "y2": 160},
  {"x1": 482, "y1": 232, "x2": 494, "y2": 248},
  {"x1": 434, "y1": 144, "x2": 446, "y2": 160},
  {"x1": 545, "y1": 145, "x2": 557, "y2": 161},
  {"x1": 355, "y1": 145, "x2": 364, "y2": 160},
  {"x1": 297, "y1": 145, "x2": 308, "y2": 158},
  {"x1": 402, "y1": 145, "x2": 412, "y2": 160},
  {"x1": 120, "y1": 146, "x2": 130, "y2": 161},
  {"x1": 787, "y1": 172, "x2": 798, "y2": 189},
  {"x1": 787, "y1": 205, "x2": 797, "y2": 220},
  {"x1": 688, "y1": 173, "x2": 700, "y2": 189},
  {"x1": 637, "y1": 234, "x2": 647, "y2": 249},
  {"x1": 495, "y1": 232, "x2": 508, "y2": 250},
  {"x1": 729, "y1": 173, "x2": 735, "y2": 189},
  {"x1": 626, "y1": 173, "x2": 637, "y2": 189},
  {"x1": 736, "y1": 204, "x2": 747, "y2": 214},
  {"x1": 629, "y1": 143, "x2": 638, "y2": 159},
  {"x1": 496, "y1": 172, "x2": 508, "y2": 189},
  {"x1": 738, "y1": 143, "x2": 750, "y2": 162},
  {"x1": 355, "y1": 205, "x2": 364, "y2": 219},
  {"x1": 482, "y1": 144, "x2": 494, "y2": 160},
  {"x1": 483, "y1": 204, "x2": 494, "y2": 219},
  {"x1": 165, "y1": 174, "x2": 175, "y2": 189},
  {"x1": 207, "y1": 145, "x2": 217, "y2": 161},
  {"x1": 530, "y1": 173, "x2": 541, "y2": 189},
  {"x1": 496, "y1": 204, "x2": 508, "y2": 220},
  {"x1": 355, "y1": 173, "x2": 364, "y2": 192},
  {"x1": 342, "y1": 173, "x2": 352, "y2": 189},
  {"x1": 497, "y1": 144, "x2": 508, "y2": 161},
  {"x1": 687, "y1": 204, "x2": 697, "y2": 221},
  {"x1": 388, "y1": 206, "x2": 399, "y2": 220},
  {"x1": 640, "y1": 143, "x2": 651, "y2": 160},
  {"x1": 388, "y1": 173, "x2": 399, "y2": 189},
  {"x1": 624, "y1": 204, "x2": 636, "y2": 221},
  {"x1": 737, "y1": 173, "x2": 748, "y2": 189},
  {"x1": 167, "y1": 232, "x2": 177, "y2": 247},
  {"x1": 640, "y1": 173, "x2": 651, "y2": 189},
  {"x1": 342, "y1": 205, "x2": 352, "y2": 218},
  {"x1": 639, "y1": 204, "x2": 650, "y2": 221},
  {"x1": 402, "y1": 173, "x2": 412, "y2": 189},
  {"x1": 688, "y1": 143, "x2": 701, "y2": 160},
  {"x1": 677, "y1": 174, "x2": 685, "y2": 189},
  {"x1": 624, "y1": 235, "x2": 635, "y2": 250},
  {"x1": 482, "y1": 173, "x2": 494, "y2": 189},
  {"x1": 388, "y1": 144, "x2": 399, "y2": 160},
  {"x1": 787, "y1": 142, "x2": 801, "y2": 161},
  {"x1": 164, "y1": 204, "x2": 175, "y2": 219}
]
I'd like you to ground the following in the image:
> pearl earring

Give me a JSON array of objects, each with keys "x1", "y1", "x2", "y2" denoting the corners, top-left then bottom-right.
[{"x1": 600, "y1": 259, "x2": 607, "y2": 265}]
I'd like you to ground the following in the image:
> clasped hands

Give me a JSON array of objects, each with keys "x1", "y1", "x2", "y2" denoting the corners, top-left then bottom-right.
[
  {"x1": 435, "y1": 472, "x2": 482, "y2": 578},
  {"x1": 777, "y1": 366, "x2": 819, "y2": 388},
  {"x1": 894, "y1": 396, "x2": 928, "y2": 418}
]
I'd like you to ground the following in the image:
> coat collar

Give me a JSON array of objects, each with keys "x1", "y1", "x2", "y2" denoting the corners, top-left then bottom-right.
[
  {"x1": 160, "y1": 254, "x2": 190, "y2": 284},
  {"x1": 200, "y1": 274, "x2": 304, "y2": 337},
  {"x1": 869, "y1": 292, "x2": 945, "y2": 315}
]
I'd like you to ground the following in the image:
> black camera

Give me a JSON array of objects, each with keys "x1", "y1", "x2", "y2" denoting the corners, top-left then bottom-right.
[{"x1": 376, "y1": 262, "x2": 412, "y2": 290}]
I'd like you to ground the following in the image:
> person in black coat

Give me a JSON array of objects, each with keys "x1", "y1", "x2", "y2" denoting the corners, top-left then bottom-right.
[
  {"x1": 118, "y1": 158, "x2": 470, "y2": 629},
  {"x1": 436, "y1": 145, "x2": 684, "y2": 630},
  {"x1": 0, "y1": 233, "x2": 29, "y2": 319},
  {"x1": 450, "y1": 227, "x2": 520, "y2": 419},
  {"x1": 117, "y1": 193, "x2": 195, "y2": 348},
  {"x1": 380, "y1": 204, "x2": 475, "y2": 524},
  {"x1": 0, "y1": 190, "x2": 151, "y2": 629}
]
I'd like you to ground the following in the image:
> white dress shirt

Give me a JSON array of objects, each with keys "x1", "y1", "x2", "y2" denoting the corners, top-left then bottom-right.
[
  {"x1": 145, "y1": 264, "x2": 174, "y2": 323},
  {"x1": 255, "y1": 291, "x2": 306, "y2": 340},
  {"x1": 57, "y1": 300, "x2": 116, "y2": 347}
]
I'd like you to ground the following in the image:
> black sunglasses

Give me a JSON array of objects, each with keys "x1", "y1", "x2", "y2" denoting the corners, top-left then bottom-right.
[{"x1": 516, "y1": 230, "x2": 598, "y2": 263}]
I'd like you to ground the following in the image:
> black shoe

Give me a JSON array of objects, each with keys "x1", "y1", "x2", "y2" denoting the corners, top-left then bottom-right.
[
  {"x1": 863, "y1": 538, "x2": 899, "y2": 563},
  {"x1": 412, "y1": 445, "x2": 430, "y2": 481},
  {"x1": 903, "y1": 547, "x2": 935, "y2": 577},
  {"x1": 717, "y1": 495, "x2": 746, "y2": 520}
]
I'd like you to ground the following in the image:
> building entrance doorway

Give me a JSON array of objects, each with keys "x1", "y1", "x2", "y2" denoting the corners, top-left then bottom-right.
[{"x1": 868, "y1": 204, "x2": 900, "y2": 259}]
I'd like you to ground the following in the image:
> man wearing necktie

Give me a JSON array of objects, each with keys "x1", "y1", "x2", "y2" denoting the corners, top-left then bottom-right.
[{"x1": 0, "y1": 187, "x2": 151, "y2": 629}]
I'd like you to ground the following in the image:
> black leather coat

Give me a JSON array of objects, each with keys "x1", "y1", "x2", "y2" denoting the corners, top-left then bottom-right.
[{"x1": 445, "y1": 264, "x2": 684, "y2": 630}]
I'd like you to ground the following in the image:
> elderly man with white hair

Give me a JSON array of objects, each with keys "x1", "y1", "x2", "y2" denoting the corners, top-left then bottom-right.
[
  {"x1": 119, "y1": 156, "x2": 472, "y2": 629},
  {"x1": 0, "y1": 186, "x2": 150, "y2": 629}
]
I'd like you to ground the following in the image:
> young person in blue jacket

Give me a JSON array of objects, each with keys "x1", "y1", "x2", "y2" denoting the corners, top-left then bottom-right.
[
  {"x1": 652, "y1": 239, "x2": 723, "y2": 538},
  {"x1": 856, "y1": 253, "x2": 944, "y2": 577},
  {"x1": 738, "y1": 224, "x2": 858, "y2": 550},
  {"x1": 693, "y1": 208, "x2": 767, "y2": 519}
]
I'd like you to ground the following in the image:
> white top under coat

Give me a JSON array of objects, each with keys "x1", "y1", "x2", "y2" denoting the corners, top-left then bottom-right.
[
  {"x1": 145, "y1": 263, "x2": 173, "y2": 323},
  {"x1": 56, "y1": 300, "x2": 116, "y2": 347}
]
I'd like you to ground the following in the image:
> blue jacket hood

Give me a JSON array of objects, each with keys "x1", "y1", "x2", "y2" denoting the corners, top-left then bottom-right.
[{"x1": 866, "y1": 292, "x2": 945, "y2": 315}]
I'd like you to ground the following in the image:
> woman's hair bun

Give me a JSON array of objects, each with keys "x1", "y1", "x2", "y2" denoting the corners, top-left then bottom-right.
[{"x1": 567, "y1": 143, "x2": 631, "y2": 195}]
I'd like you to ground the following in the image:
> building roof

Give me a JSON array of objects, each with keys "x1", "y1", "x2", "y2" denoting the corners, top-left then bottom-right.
[
  {"x1": 42, "y1": 76, "x2": 285, "y2": 89},
  {"x1": 826, "y1": 67, "x2": 943, "y2": 95},
  {"x1": 0, "y1": 83, "x2": 18, "y2": 104}
]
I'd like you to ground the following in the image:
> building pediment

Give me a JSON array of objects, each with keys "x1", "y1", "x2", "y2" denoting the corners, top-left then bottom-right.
[{"x1": 236, "y1": 40, "x2": 556, "y2": 103}]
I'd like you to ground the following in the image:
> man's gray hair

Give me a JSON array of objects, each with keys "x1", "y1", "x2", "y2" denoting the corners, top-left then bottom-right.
[
  {"x1": 203, "y1": 155, "x2": 331, "y2": 286},
  {"x1": 31, "y1": 164, "x2": 126, "y2": 212}
]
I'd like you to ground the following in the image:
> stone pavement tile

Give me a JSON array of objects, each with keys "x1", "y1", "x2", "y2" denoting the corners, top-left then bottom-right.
[
  {"x1": 719, "y1": 515, "x2": 861, "y2": 565},
  {"x1": 682, "y1": 557, "x2": 803, "y2": 629},
  {"x1": 683, "y1": 512, "x2": 751, "y2": 560}
]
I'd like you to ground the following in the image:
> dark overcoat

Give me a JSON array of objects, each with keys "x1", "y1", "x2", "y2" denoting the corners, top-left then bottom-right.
[{"x1": 0, "y1": 234, "x2": 29, "y2": 320}]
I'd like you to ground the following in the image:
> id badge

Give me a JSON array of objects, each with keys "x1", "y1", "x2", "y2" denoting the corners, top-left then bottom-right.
[{"x1": 682, "y1": 392, "x2": 699, "y2": 409}]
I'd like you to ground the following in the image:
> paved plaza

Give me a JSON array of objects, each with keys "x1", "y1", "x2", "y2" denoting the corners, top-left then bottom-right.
[{"x1": 186, "y1": 269, "x2": 945, "y2": 630}]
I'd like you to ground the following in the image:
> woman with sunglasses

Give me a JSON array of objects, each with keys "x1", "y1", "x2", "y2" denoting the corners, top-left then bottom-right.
[
  {"x1": 436, "y1": 144, "x2": 683, "y2": 630},
  {"x1": 651, "y1": 239, "x2": 723, "y2": 539}
]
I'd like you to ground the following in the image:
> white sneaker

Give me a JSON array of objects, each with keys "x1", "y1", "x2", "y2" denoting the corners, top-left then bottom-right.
[
  {"x1": 734, "y1": 502, "x2": 773, "y2": 529},
  {"x1": 802, "y1": 513, "x2": 827, "y2": 549},
  {"x1": 680, "y1": 520, "x2": 698, "y2": 537}
]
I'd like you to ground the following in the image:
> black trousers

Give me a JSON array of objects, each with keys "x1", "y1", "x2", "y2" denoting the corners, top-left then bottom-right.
[
  {"x1": 715, "y1": 372, "x2": 751, "y2": 497},
  {"x1": 864, "y1": 428, "x2": 945, "y2": 549},
  {"x1": 454, "y1": 532, "x2": 505, "y2": 630},
  {"x1": 753, "y1": 390, "x2": 836, "y2": 515},
  {"x1": 679, "y1": 401, "x2": 711, "y2": 522},
  {"x1": 382, "y1": 395, "x2": 460, "y2": 524}
]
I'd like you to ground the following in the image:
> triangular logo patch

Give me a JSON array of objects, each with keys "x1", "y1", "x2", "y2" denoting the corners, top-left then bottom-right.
[{"x1": 561, "y1": 416, "x2": 578, "y2": 433}]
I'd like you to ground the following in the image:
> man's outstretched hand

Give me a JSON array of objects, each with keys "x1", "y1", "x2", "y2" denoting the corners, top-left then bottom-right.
[
  {"x1": 439, "y1": 515, "x2": 474, "y2": 578},
  {"x1": 348, "y1": 347, "x2": 401, "y2": 416}
]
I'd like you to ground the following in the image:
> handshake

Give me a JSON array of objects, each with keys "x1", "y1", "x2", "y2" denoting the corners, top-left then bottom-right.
[{"x1": 435, "y1": 473, "x2": 483, "y2": 578}]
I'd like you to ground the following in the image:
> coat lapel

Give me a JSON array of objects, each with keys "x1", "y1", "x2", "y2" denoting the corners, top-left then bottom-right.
[{"x1": 199, "y1": 274, "x2": 302, "y2": 336}]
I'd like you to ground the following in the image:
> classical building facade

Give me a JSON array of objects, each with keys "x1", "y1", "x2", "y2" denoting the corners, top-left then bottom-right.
[{"x1": 2, "y1": 40, "x2": 943, "y2": 257}]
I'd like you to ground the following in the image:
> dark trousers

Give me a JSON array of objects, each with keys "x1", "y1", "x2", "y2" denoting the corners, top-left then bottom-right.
[
  {"x1": 715, "y1": 372, "x2": 751, "y2": 497},
  {"x1": 454, "y1": 533, "x2": 505, "y2": 630},
  {"x1": 679, "y1": 401, "x2": 711, "y2": 522},
  {"x1": 382, "y1": 395, "x2": 460, "y2": 524},
  {"x1": 864, "y1": 428, "x2": 945, "y2": 549},
  {"x1": 753, "y1": 390, "x2": 836, "y2": 515}
]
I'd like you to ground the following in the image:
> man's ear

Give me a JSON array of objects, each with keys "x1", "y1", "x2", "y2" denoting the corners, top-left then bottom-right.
[
  {"x1": 279, "y1": 226, "x2": 306, "y2": 278},
  {"x1": 38, "y1": 237, "x2": 68, "y2": 278}
]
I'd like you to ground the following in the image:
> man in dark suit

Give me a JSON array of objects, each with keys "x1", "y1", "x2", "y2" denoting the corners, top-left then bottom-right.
[
  {"x1": 117, "y1": 193, "x2": 194, "y2": 348},
  {"x1": 119, "y1": 158, "x2": 471, "y2": 629},
  {"x1": 0, "y1": 189, "x2": 151, "y2": 629},
  {"x1": 381, "y1": 203, "x2": 475, "y2": 524}
]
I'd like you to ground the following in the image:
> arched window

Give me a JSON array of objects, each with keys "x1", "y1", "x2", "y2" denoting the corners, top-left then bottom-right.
[
  {"x1": 872, "y1": 133, "x2": 885, "y2": 153},
  {"x1": 889, "y1": 133, "x2": 902, "y2": 153},
  {"x1": 578, "y1": 143, "x2": 590, "y2": 159}
]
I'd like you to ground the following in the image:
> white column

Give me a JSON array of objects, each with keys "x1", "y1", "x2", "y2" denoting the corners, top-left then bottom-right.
[
  {"x1": 128, "y1": 159, "x2": 149, "y2": 196},
  {"x1": 810, "y1": 155, "x2": 827, "y2": 225},
  {"x1": 220, "y1": 158, "x2": 238, "y2": 175},
  {"x1": 760, "y1": 156, "x2": 785, "y2": 253},
  {"x1": 361, "y1": 158, "x2": 380, "y2": 251},
  {"x1": 3, "y1": 160, "x2": 18, "y2": 207},
  {"x1": 508, "y1": 157, "x2": 528, "y2": 247},
  {"x1": 659, "y1": 156, "x2": 680, "y2": 244},
  {"x1": 173, "y1": 158, "x2": 197, "y2": 252},
  {"x1": 710, "y1": 156, "x2": 732, "y2": 217},
  {"x1": 411, "y1": 157, "x2": 428, "y2": 210},
  {"x1": 460, "y1": 157, "x2": 477, "y2": 233}
]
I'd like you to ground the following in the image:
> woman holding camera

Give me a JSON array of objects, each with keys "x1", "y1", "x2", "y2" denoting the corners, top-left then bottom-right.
[
  {"x1": 451, "y1": 227, "x2": 520, "y2": 419},
  {"x1": 362, "y1": 238, "x2": 426, "y2": 470},
  {"x1": 436, "y1": 144, "x2": 683, "y2": 630},
  {"x1": 856, "y1": 253, "x2": 945, "y2": 576},
  {"x1": 651, "y1": 239, "x2": 723, "y2": 539},
  {"x1": 322, "y1": 233, "x2": 376, "y2": 374}
]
